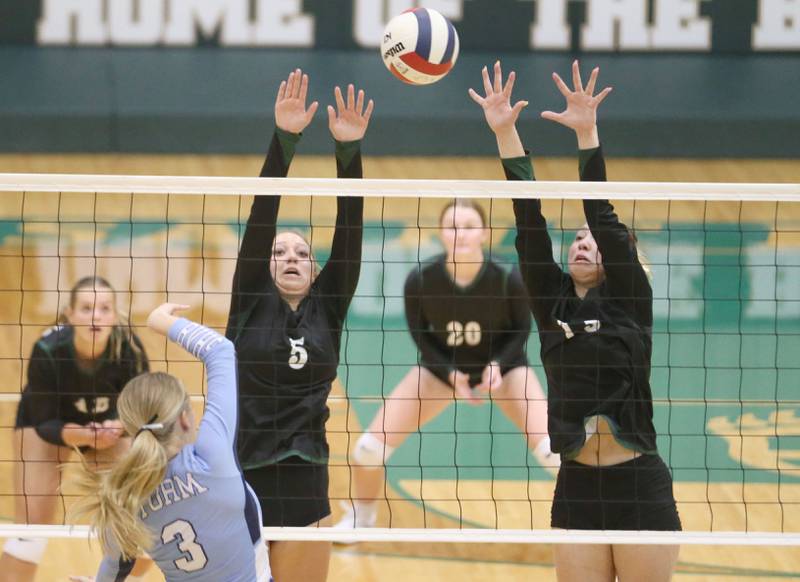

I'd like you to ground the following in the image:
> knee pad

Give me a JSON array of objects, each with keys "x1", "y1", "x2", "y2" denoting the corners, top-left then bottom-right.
[
  {"x1": 353, "y1": 433, "x2": 395, "y2": 468},
  {"x1": 3, "y1": 537, "x2": 47, "y2": 564},
  {"x1": 533, "y1": 436, "x2": 561, "y2": 475}
]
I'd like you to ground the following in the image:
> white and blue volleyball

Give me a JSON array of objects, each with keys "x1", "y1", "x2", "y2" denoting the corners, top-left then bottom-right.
[{"x1": 381, "y1": 8, "x2": 460, "y2": 85}]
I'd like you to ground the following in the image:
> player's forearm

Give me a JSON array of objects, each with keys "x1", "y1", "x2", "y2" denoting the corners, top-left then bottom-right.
[
  {"x1": 495, "y1": 126, "x2": 525, "y2": 159},
  {"x1": 335, "y1": 139, "x2": 363, "y2": 178},
  {"x1": 60, "y1": 422, "x2": 94, "y2": 448},
  {"x1": 170, "y1": 319, "x2": 238, "y2": 435},
  {"x1": 575, "y1": 126, "x2": 599, "y2": 150},
  {"x1": 330, "y1": 196, "x2": 364, "y2": 264},
  {"x1": 260, "y1": 128, "x2": 299, "y2": 178}
]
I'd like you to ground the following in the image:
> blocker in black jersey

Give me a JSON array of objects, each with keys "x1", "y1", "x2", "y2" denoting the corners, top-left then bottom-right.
[
  {"x1": 405, "y1": 254, "x2": 530, "y2": 387},
  {"x1": 15, "y1": 325, "x2": 148, "y2": 446},
  {"x1": 508, "y1": 146, "x2": 658, "y2": 459},
  {"x1": 226, "y1": 128, "x2": 363, "y2": 471}
]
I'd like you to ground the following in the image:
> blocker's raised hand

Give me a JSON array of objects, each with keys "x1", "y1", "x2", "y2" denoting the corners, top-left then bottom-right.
[
  {"x1": 327, "y1": 84, "x2": 375, "y2": 142},
  {"x1": 275, "y1": 68, "x2": 319, "y2": 134},
  {"x1": 541, "y1": 60, "x2": 612, "y2": 147},
  {"x1": 468, "y1": 61, "x2": 528, "y2": 136}
]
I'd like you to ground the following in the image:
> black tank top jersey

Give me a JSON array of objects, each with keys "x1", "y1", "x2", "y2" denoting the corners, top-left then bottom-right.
[
  {"x1": 16, "y1": 325, "x2": 148, "y2": 446},
  {"x1": 405, "y1": 256, "x2": 530, "y2": 386},
  {"x1": 227, "y1": 129, "x2": 363, "y2": 469},
  {"x1": 507, "y1": 146, "x2": 657, "y2": 457}
]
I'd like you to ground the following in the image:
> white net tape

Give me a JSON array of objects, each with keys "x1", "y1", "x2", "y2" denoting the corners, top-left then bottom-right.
[
  {"x1": 0, "y1": 173, "x2": 799, "y2": 200},
  {"x1": 0, "y1": 525, "x2": 798, "y2": 545}
]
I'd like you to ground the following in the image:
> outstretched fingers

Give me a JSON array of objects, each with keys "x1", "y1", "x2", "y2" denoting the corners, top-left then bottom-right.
[
  {"x1": 503, "y1": 70, "x2": 517, "y2": 98},
  {"x1": 304, "y1": 100, "x2": 319, "y2": 125},
  {"x1": 511, "y1": 99, "x2": 529, "y2": 117},
  {"x1": 585, "y1": 67, "x2": 599, "y2": 96},
  {"x1": 328, "y1": 84, "x2": 374, "y2": 140},
  {"x1": 481, "y1": 65, "x2": 493, "y2": 96},
  {"x1": 334, "y1": 85, "x2": 346, "y2": 113},
  {"x1": 540, "y1": 110, "x2": 563, "y2": 123},
  {"x1": 276, "y1": 80, "x2": 287, "y2": 106},
  {"x1": 363, "y1": 98, "x2": 375, "y2": 123},
  {"x1": 356, "y1": 88, "x2": 365, "y2": 115},
  {"x1": 285, "y1": 69, "x2": 297, "y2": 99},
  {"x1": 293, "y1": 68, "x2": 304, "y2": 98},
  {"x1": 552, "y1": 72, "x2": 571, "y2": 98},
  {"x1": 299, "y1": 71, "x2": 310, "y2": 104},
  {"x1": 504, "y1": 70, "x2": 527, "y2": 117},
  {"x1": 277, "y1": 68, "x2": 308, "y2": 104},
  {"x1": 467, "y1": 87, "x2": 485, "y2": 106},
  {"x1": 571, "y1": 60, "x2": 583, "y2": 93},
  {"x1": 591, "y1": 86, "x2": 613, "y2": 106},
  {"x1": 493, "y1": 61, "x2": 503, "y2": 94}
]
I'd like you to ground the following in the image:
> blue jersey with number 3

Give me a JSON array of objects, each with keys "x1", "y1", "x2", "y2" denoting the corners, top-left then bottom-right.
[{"x1": 96, "y1": 319, "x2": 271, "y2": 582}]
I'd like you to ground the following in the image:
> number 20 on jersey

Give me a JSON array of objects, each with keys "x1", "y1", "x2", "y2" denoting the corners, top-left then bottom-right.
[{"x1": 446, "y1": 321, "x2": 481, "y2": 347}]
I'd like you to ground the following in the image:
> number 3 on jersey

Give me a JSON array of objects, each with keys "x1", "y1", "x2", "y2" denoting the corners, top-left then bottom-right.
[
  {"x1": 162, "y1": 519, "x2": 207, "y2": 572},
  {"x1": 446, "y1": 321, "x2": 481, "y2": 347},
  {"x1": 288, "y1": 336, "x2": 308, "y2": 370}
]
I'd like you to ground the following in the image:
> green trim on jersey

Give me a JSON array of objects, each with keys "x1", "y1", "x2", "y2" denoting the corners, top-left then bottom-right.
[
  {"x1": 241, "y1": 448, "x2": 328, "y2": 470},
  {"x1": 335, "y1": 138, "x2": 362, "y2": 169},
  {"x1": 275, "y1": 127, "x2": 301, "y2": 166},
  {"x1": 501, "y1": 155, "x2": 535, "y2": 181}
]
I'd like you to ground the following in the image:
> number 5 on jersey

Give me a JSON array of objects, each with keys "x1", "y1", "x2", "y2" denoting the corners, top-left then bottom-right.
[{"x1": 288, "y1": 336, "x2": 308, "y2": 370}]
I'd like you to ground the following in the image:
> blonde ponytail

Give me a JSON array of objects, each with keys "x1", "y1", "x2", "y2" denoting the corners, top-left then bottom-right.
[{"x1": 67, "y1": 372, "x2": 189, "y2": 560}]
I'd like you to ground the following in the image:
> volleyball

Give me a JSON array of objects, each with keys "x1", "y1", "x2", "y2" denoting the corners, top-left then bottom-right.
[{"x1": 380, "y1": 7, "x2": 460, "y2": 85}]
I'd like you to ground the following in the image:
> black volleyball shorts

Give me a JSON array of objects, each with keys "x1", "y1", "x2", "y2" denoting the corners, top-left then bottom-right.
[
  {"x1": 244, "y1": 456, "x2": 331, "y2": 528},
  {"x1": 551, "y1": 453, "x2": 682, "y2": 531}
]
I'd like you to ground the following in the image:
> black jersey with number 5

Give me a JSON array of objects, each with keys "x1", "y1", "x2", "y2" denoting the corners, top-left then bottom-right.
[
  {"x1": 15, "y1": 325, "x2": 148, "y2": 446},
  {"x1": 405, "y1": 256, "x2": 530, "y2": 387},
  {"x1": 226, "y1": 129, "x2": 363, "y2": 469},
  {"x1": 508, "y1": 147, "x2": 657, "y2": 458}
]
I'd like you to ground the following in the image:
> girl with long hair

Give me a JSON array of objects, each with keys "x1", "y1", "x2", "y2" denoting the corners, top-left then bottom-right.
[
  {"x1": 69, "y1": 302, "x2": 271, "y2": 581},
  {"x1": 336, "y1": 198, "x2": 557, "y2": 531},
  {"x1": 0, "y1": 276, "x2": 148, "y2": 582},
  {"x1": 227, "y1": 68, "x2": 372, "y2": 582},
  {"x1": 471, "y1": 61, "x2": 681, "y2": 581}
]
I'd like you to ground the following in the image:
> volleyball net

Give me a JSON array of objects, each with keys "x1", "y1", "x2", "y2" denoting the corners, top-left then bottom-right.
[{"x1": 0, "y1": 173, "x2": 798, "y2": 546}]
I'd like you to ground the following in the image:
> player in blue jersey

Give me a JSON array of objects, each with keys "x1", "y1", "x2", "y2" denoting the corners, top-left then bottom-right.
[
  {"x1": 68, "y1": 303, "x2": 271, "y2": 582},
  {"x1": 0, "y1": 276, "x2": 149, "y2": 582}
]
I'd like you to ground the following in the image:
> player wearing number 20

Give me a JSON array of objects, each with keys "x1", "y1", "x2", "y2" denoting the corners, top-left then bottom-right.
[
  {"x1": 69, "y1": 303, "x2": 271, "y2": 582},
  {"x1": 337, "y1": 199, "x2": 557, "y2": 531}
]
